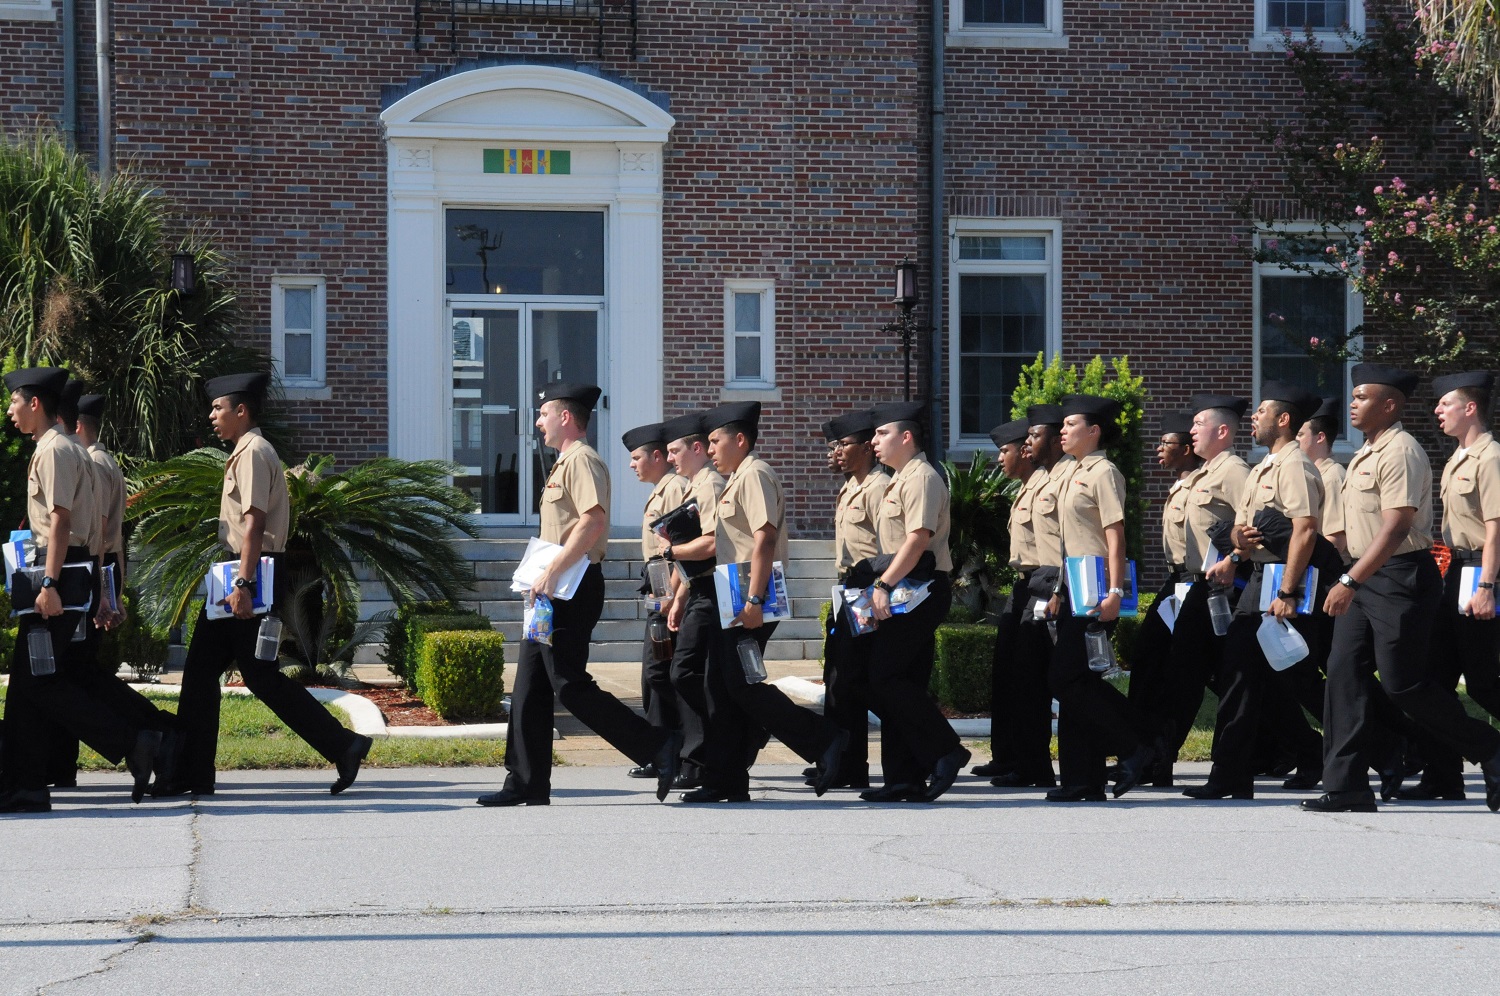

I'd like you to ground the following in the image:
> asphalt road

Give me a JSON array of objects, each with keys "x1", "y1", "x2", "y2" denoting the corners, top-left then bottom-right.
[{"x1": 6, "y1": 764, "x2": 1500, "y2": 994}]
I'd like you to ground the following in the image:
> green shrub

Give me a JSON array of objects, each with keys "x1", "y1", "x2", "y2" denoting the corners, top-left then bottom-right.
[
  {"x1": 945, "y1": 601, "x2": 978, "y2": 625},
  {"x1": 383, "y1": 601, "x2": 458, "y2": 687},
  {"x1": 99, "y1": 589, "x2": 169, "y2": 680},
  {"x1": 817, "y1": 600, "x2": 832, "y2": 663},
  {"x1": 403, "y1": 612, "x2": 492, "y2": 690},
  {"x1": 1113, "y1": 591, "x2": 1157, "y2": 670},
  {"x1": 416, "y1": 630, "x2": 506, "y2": 720},
  {"x1": 931, "y1": 623, "x2": 996, "y2": 713}
]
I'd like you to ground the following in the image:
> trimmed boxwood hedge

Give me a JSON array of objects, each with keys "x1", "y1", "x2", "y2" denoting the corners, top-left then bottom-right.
[
  {"x1": 931, "y1": 623, "x2": 995, "y2": 713},
  {"x1": 416, "y1": 630, "x2": 506, "y2": 720}
]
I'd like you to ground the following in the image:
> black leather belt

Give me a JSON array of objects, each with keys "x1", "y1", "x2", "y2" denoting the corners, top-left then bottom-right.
[{"x1": 1450, "y1": 548, "x2": 1481, "y2": 564}]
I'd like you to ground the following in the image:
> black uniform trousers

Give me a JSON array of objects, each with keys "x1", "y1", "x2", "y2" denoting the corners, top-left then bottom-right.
[
  {"x1": 989, "y1": 573, "x2": 1056, "y2": 781},
  {"x1": 1408, "y1": 555, "x2": 1500, "y2": 792},
  {"x1": 1147, "y1": 570, "x2": 1244, "y2": 764},
  {"x1": 702, "y1": 619, "x2": 838, "y2": 795},
  {"x1": 176, "y1": 553, "x2": 356, "y2": 790},
  {"x1": 865, "y1": 573, "x2": 961, "y2": 786},
  {"x1": 1323, "y1": 551, "x2": 1500, "y2": 795},
  {"x1": 1127, "y1": 576, "x2": 1176, "y2": 715},
  {"x1": 503, "y1": 564, "x2": 668, "y2": 799},
  {"x1": 669, "y1": 578, "x2": 718, "y2": 782},
  {"x1": 2, "y1": 548, "x2": 143, "y2": 792},
  {"x1": 1049, "y1": 586, "x2": 1151, "y2": 790},
  {"x1": 1207, "y1": 566, "x2": 1328, "y2": 787},
  {"x1": 640, "y1": 608, "x2": 679, "y2": 732},
  {"x1": 822, "y1": 600, "x2": 871, "y2": 782}
]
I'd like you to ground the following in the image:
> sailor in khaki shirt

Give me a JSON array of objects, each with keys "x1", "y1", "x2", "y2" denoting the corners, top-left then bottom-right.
[
  {"x1": 481, "y1": 383, "x2": 677, "y2": 808},
  {"x1": 1411, "y1": 372, "x2": 1500, "y2": 798},
  {"x1": 865, "y1": 400, "x2": 968, "y2": 803},
  {"x1": 1187, "y1": 394, "x2": 1252, "y2": 576},
  {"x1": 1298, "y1": 396, "x2": 1348, "y2": 559},
  {"x1": 831, "y1": 416, "x2": 890, "y2": 579},
  {"x1": 691, "y1": 401, "x2": 842, "y2": 803},
  {"x1": 1190, "y1": 383, "x2": 1327, "y2": 800},
  {"x1": 623, "y1": 422, "x2": 690, "y2": 756},
  {"x1": 1312, "y1": 365, "x2": 1500, "y2": 813}
]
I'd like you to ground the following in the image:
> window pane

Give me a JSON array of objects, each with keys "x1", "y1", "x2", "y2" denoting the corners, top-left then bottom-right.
[
  {"x1": 734, "y1": 335, "x2": 762, "y2": 380},
  {"x1": 283, "y1": 287, "x2": 313, "y2": 330},
  {"x1": 445, "y1": 209, "x2": 604, "y2": 295},
  {"x1": 1266, "y1": 0, "x2": 1348, "y2": 30},
  {"x1": 958, "y1": 273, "x2": 1047, "y2": 435},
  {"x1": 964, "y1": 0, "x2": 1046, "y2": 26},
  {"x1": 1260, "y1": 274, "x2": 1346, "y2": 403},
  {"x1": 284, "y1": 332, "x2": 313, "y2": 379},
  {"x1": 734, "y1": 292, "x2": 762, "y2": 333},
  {"x1": 958, "y1": 235, "x2": 1047, "y2": 261}
]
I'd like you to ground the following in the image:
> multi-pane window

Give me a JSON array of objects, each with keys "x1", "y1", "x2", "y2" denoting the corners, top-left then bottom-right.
[
  {"x1": 950, "y1": 225, "x2": 1059, "y2": 441},
  {"x1": 964, "y1": 0, "x2": 1045, "y2": 25},
  {"x1": 1266, "y1": 0, "x2": 1348, "y2": 29},
  {"x1": 271, "y1": 277, "x2": 326, "y2": 388},
  {"x1": 724, "y1": 280, "x2": 775, "y2": 388}
]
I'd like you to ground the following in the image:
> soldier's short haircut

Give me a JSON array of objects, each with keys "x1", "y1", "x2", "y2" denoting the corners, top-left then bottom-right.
[
  {"x1": 717, "y1": 420, "x2": 758, "y2": 448},
  {"x1": 554, "y1": 398, "x2": 591, "y2": 429}
]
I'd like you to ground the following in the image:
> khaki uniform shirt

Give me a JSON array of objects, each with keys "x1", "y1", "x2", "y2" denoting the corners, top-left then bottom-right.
[
  {"x1": 1058, "y1": 452, "x2": 1127, "y2": 561},
  {"x1": 62, "y1": 432, "x2": 102, "y2": 556},
  {"x1": 877, "y1": 453, "x2": 953, "y2": 573},
  {"x1": 220, "y1": 428, "x2": 289, "y2": 555},
  {"x1": 1008, "y1": 467, "x2": 1048, "y2": 572},
  {"x1": 835, "y1": 467, "x2": 890, "y2": 571},
  {"x1": 1033, "y1": 458, "x2": 1072, "y2": 569},
  {"x1": 1184, "y1": 450, "x2": 1250, "y2": 570},
  {"x1": 716, "y1": 453, "x2": 787, "y2": 565},
  {"x1": 28, "y1": 426, "x2": 96, "y2": 552},
  {"x1": 1316, "y1": 457, "x2": 1347, "y2": 538},
  {"x1": 1440, "y1": 432, "x2": 1500, "y2": 552},
  {"x1": 688, "y1": 464, "x2": 726, "y2": 540},
  {"x1": 1162, "y1": 475, "x2": 1192, "y2": 567},
  {"x1": 541, "y1": 440, "x2": 610, "y2": 565},
  {"x1": 1234, "y1": 444, "x2": 1323, "y2": 564},
  {"x1": 641, "y1": 472, "x2": 690, "y2": 561},
  {"x1": 1342, "y1": 422, "x2": 1432, "y2": 560},
  {"x1": 87, "y1": 443, "x2": 125, "y2": 558}
]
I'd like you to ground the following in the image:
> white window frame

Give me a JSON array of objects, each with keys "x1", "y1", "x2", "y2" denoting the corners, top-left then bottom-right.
[
  {"x1": 947, "y1": 218, "x2": 1063, "y2": 453},
  {"x1": 1252, "y1": 0, "x2": 1365, "y2": 53},
  {"x1": 271, "y1": 275, "x2": 328, "y2": 396},
  {"x1": 722, "y1": 279, "x2": 776, "y2": 392},
  {"x1": 1251, "y1": 228, "x2": 1364, "y2": 457},
  {"x1": 948, "y1": 0, "x2": 1066, "y2": 49},
  {"x1": 0, "y1": 0, "x2": 54, "y2": 20}
]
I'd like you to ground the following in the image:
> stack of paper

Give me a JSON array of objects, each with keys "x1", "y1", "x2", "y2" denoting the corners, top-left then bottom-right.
[{"x1": 510, "y1": 537, "x2": 590, "y2": 601}]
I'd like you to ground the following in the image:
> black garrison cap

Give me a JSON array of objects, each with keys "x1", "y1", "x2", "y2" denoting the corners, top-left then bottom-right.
[
  {"x1": 702, "y1": 401, "x2": 761, "y2": 434},
  {"x1": 1260, "y1": 380, "x2": 1323, "y2": 422},
  {"x1": 1158, "y1": 411, "x2": 1195, "y2": 437},
  {"x1": 1432, "y1": 371, "x2": 1495, "y2": 397},
  {"x1": 1060, "y1": 394, "x2": 1123, "y2": 438},
  {"x1": 989, "y1": 419, "x2": 1030, "y2": 448},
  {"x1": 4, "y1": 367, "x2": 68, "y2": 398},
  {"x1": 621, "y1": 423, "x2": 666, "y2": 453},
  {"x1": 77, "y1": 394, "x2": 106, "y2": 420},
  {"x1": 1026, "y1": 404, "x2": 1064, "y2": 427},
  {"x1": 1350, "y1": 363, "x2": 1419, "y2": 398},
  {"x1": 661, "y1": 412, "x2": 706, "y2": 444},
  {"x1": 825, "y1": 409, "x2": 875, "y2": 442},
  {"x1": 1191, "y1": 393, "x2": 1250, "y2": 418},
  {"x1": 538, "y1": 381, "x2": 602, "y2": 409},
  {"x1": 870, "y1": 401, "x2": 926, "y2": 427},
  {"x1": 205, "y1": 372, "x2": 272, "y2": 401}
]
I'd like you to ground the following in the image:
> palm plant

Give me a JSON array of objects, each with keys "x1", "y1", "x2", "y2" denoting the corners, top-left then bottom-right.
[
  {"x1": 128, "y1": 449, "x2": 479, "y2": 634},
  {"x1": 1415, "y1": 1, "x2": 1500, "y2": 126},
  {"x1": 941, "y1": 453, "x2": 1016, "y2": 620},
  {"x1": 277, "y1": 572, "x2": 391, "y2": 683}
]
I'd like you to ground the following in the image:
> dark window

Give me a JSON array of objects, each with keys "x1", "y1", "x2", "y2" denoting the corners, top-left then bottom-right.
[
  {"x1": 1259, "y1": 274, "x2": 1346, "y2": 414},
  {"x1": 1266, "y1": 0, "x2": 1349, "y2": 30},
  {"x1": 964, "y1": 0, "x2": 1047, "y2": 26},
  {"x1": 446, "y1": 209, "x2": 604, "y2": 296},
  {"x1": 958, "y1": 274, "x2": 1046, "y2": 436}
]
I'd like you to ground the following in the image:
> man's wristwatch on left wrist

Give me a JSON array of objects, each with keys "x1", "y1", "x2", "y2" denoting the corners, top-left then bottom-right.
[
  {"x1": 874, "y1": 578, "x2": 895, "y2": 594},
  {"x1": 746, "y1": 594, "x2": 765, "y2": 606},
  {"x1": 40, "y1": 576, "x2": 56, "y2": 590},
  {"x1": 233, "y1": 576, "x2": 255, "y2": 590},
  {"x1": 1277, "y1": 589, "x2": 1299, "y2": 602},
  {"x1": 1338, "y1": 573, "x2": 1361, "y2": 591},
  {"x1": 1106, "y1": 587, "x2": 1125, "y2": 598}
]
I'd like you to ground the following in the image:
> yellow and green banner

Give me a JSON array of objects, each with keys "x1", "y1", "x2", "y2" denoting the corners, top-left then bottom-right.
[{"x1": 483, "y1": 149, "x2": 572, "y2": 175}]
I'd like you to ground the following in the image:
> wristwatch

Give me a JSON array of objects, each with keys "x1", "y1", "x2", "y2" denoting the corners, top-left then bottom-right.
[
  {"x1": 1481, "y1": 581, "x2": 1496, "y2": 591},
  {"x1": 1106, "y1": 587, "x2": 1125, "y2": 598},
  {"x1": 1228, "y1": 553, "x2": 1242, "y2": 564},
  {"x1": 1277, "y1": 590, "x2": 1299, "y2": 602},
  {"x1": 663, "y1": 544, "x2": 675, "y2": 562},
  {"x1": 233, "y1": 576, "x2": 255, "y2": 590},
  {"x1": 747, "y1": 594, "x2": 765, "y2": 606},
  {"x1": 40, "y1": 576, "x2": 56, "y2": 590},
  {"x1": 874, "y1": 578, "x2": 895, "y2": 594},
  {"x1": 1338, "y1": 573, "x2": 1361, "y2": 591}
]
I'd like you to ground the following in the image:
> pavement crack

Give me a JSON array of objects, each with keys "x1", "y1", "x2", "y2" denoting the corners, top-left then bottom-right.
[
  {"x1": 32, "y1": 933, "x2": 149, "y2": 994},
  {"x1": 866, "y1": 834, "x2": 997, "y2": 900},
  {"x1": 185, "y1": 808, "x2": 205, "y2": 913}
]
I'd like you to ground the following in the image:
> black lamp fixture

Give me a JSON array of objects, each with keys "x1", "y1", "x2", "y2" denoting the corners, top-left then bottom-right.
[
  {"x1": 894, "y1": 257, "x2": 919, "y2": 312},
  {"x1": 170, "y1": 250, "x2": 197, "y2": 296},
  {"x1": 882, "y1": 257, "x2": 924, "y2": 400}
]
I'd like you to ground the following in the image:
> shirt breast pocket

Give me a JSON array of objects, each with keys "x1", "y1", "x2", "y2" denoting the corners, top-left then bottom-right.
[
  {"x1": 1012, "y1": 504, "x2": 1033, "y2": 528},
  {"x1": 1350, "y1": 474, "x2": 1381, "y2": 513},
  {"x1": 543, "y1": 486, "x2": 565, "y2": 506}
]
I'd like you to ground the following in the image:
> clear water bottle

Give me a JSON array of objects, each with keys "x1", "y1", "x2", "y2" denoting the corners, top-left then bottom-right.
[
  {"x1": 254, "y1": 614, "x2": 283, "y2": 663},
  {"x1": 27, "y1": 625, "x2": 55, "y2": 676},
  {"x1": 1084, "y1": 622, "x2": 1115, "y2": 673},
  {"x1": 1207, "y1": 589, "x2": 1232, "y2": 637},
  {"x1": 72, "y1": 614, "x2": 88, "y2": 642},
  {"x1": 737, "y1": 636, "x2": 768, "y2": 683}
]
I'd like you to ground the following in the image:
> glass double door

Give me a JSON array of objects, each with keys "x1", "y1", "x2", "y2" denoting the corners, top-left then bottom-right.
[{"x1": 450, "y1": 303, "x2": 600, "y2": 522}]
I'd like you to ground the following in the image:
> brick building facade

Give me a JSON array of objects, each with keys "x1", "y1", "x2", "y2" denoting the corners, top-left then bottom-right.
[{"x1": 0, "y1": 1, "x2": 1369, "y2": 555}]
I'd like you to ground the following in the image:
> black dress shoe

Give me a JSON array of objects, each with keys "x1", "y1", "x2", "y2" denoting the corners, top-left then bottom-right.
[
  {"x1": 151, "y1": 781, "x2": 214, "y2": 798},
  {"x1": 672, "y1": 772, "x2": 702, "y2": 790},
  {"x1": 924, "y1": 746, "x2": 973, "y2": 802},
  {"x1": 1397, "y1": 783, "x2": 1466, "y2": 801},
  {"x1": 679, "y1": 786, "x2": 751, "y2": 803},
  {"x1": 126, "y1": 730, "x2": 163, "y2": 804},
  {"x1": 805, "y1": 774, "x2": 871, "y2": 789},
  {"x1": 476, "y1": 789, "x2": 549, "y2": 807},
  {"x1": 802, "y1": 766, "x2": 818, "y2": 778},
  {"x1": 331, "y1": 735, "x2": 374, "y2": 795},
  {"x1": 1301, "y1": 791, "x2": 1378, "y2": 813},
  {"x1": 652, "y1": 730, "x2": 685, "y2": 802},
  {"x1": 0, "y1": 788, "x2": 50, "y2": 813},
  {"x1": 627, "y1": 764, "x2": 658, "y2": 779},
  {"x1": 970, "y1": 761, "x2": 1007, "y2": 778},
  {"x1": 1112, "y1": 742, "x2": 1158, "y2": 799},
  {"x1": 1182, "y1": 781, "x2": 1253, "y2": 800},
  {"x1": 812, "y1": 730, "x2": 851, "y2": 797},
  {"x1": 1281, "y1": 769, "x2": 1323, "y2": 791},
  {"x1": 1481, "y1": 750, "x2": 1500, "y2": 812},
  {"x1": 1378, "y1": 738, "x2": 1407, "y2": 801},
  {"x1": 988, "y1": 771, "x2": 1057, "y2": 788},
  {"x1": 1045, "y1": 785, "x2": 1107, "y2": 802},
  {"x1": 858, "y1": 783, "x2": 924, "y2": 802}
]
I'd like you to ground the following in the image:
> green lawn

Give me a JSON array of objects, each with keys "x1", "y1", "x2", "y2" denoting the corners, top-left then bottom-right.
[{"x1": 0, "y1": 686, "x2": 520, "y2": 771}]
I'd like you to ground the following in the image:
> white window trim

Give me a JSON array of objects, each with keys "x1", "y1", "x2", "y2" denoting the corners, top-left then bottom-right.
[
  {"x1": 947, "y1": 0, "x2": 1067, "y2": 49},
  {"x1": 947, "y1": 217, "x2": 1063, "y2": 453},
  {"x1": 0, "y1": 0, "x2": 55, "y2": 20},
  {"x1": 271, "y1": 275, "x2": 328, "y2": 393},
  {"x1": 1251, "y1": 0, "x2": 1365, "y2": 54},
  {"x1": 723, "y1": 279, "x2": 776, "y2": 391},
  {"x1": 1251, "y1": 228, "x2": 1364, "y2": 459}
]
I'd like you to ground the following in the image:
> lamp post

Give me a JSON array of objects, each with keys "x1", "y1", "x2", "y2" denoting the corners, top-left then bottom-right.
[
  {"x1": 170, "y1": 251, "x2": 197, "y2": 296},
  {"x1": 881, "y1": 257, "x2": 922, "y2": 400}
]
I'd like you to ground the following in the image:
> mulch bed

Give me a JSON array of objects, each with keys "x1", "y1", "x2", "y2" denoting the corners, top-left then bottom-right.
[{"x1": 348, "y1": 686, "x2": 457, "y2": 726}]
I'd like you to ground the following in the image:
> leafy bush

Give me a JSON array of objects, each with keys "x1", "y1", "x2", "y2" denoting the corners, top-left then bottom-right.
[
  {"x1": 416, "y1": 630, "x2": 506, "y2": 720},
  {"x1": 1112, "y1": 591, "x2": 1157, "y2": 670},
  {"x1": 945, "y1": 601, "x2": 978, "y2": 625},
  {"x1": 1010, "y1": 352, "x2": 1149, "y2": 559},
  {"x1": 940, "y1": 454, "x2": 1016, "y2": 620},
  {"x1": 817, "y1": 600, "x2": 832, "y2": 663},
  {"x1": 931, "y1": 623, "x2": 996, "y2": 713},
  {"x1": 98, "y1": 589, "x2": 168, "y2": 681},
  {"x1": 400, "y1": 612, "x2": 493, "y2": 691}
]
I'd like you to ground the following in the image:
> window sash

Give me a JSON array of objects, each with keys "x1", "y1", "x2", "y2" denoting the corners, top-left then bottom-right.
[
  {"x1": 273, "y1": 278, "x2": 325, "y2": 387},
  {"x1": 724, "y1": 283, "x2": 774, "y2": 387}
]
